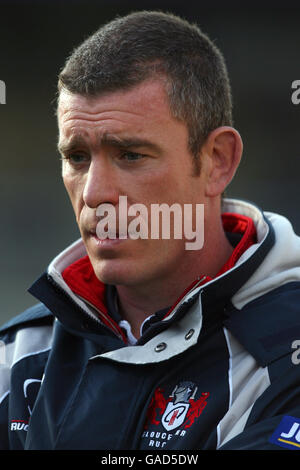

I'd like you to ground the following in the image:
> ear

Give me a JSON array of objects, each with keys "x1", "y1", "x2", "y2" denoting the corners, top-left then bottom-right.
[{"x1": 202, "y1": 126, "x2": 243, "y2": 198}]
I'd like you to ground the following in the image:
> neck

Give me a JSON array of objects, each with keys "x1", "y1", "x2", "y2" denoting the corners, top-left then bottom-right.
[{"x1": 116, "y1": 215, "x2": 233, "y2": 339}]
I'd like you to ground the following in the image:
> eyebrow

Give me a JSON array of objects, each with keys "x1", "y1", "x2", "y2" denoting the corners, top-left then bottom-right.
[
  {"x1": 57, "y1": 135, "x2": 87, "y2": 155},
  {"x1": 57, "y1": 133, "x2": 162, "y2": 155}
]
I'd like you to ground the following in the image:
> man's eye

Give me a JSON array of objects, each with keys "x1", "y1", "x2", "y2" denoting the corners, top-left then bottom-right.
[
  {"x1": 63, "y1": 154, "x2": 89, "y2": 164},
  {"x1": 120, "y1": 151, "x2": 145, "y2": 162}
]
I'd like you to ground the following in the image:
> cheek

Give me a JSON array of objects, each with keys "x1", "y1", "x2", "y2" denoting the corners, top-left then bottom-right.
[
  {"x1": 131, "y1": 167, "x2": 181, "y2": 203},
  {"x1": 63, "y1": 173, "x2": 85, "y2": 216}
]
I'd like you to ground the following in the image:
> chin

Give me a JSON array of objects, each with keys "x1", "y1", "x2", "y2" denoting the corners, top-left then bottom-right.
[{"x1": 91, "y1": 259, "x2": 136, "y2": 286}]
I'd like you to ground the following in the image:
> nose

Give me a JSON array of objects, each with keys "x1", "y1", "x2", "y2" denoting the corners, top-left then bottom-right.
[{"x1": 82, "y1": 157, "x2": 120, "y2": 209}]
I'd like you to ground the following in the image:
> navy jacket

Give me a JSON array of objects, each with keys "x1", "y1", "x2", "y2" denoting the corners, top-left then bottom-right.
[{"x1": 1, "y1": 199, "x2": 300, "y2": 450}]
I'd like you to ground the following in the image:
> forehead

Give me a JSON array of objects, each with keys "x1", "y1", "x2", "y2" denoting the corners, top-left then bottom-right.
[
  {"x1": 57, "y1": 79, "x2": 172, "y2": 129},
  {"x1": 56, "y1": 79, "x2": 190, "y2": 153}
]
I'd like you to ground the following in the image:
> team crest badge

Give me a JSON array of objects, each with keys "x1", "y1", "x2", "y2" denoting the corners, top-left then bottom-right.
[
  {"x1": 161, "y1": 400, "x2": 190, "y2": 431},
  {"x1": 160, "y1": 382, "x2": 202, "y2": 431},
  {"x1": 142, "y1": 381, "x2": 209, "y2": 448}
]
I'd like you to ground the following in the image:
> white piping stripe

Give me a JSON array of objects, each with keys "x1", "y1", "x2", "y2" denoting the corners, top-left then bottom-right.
[
  {"x1": 224, "y1": 328, "x2": 233, "y2": 409},
  {"x1": 0, "y1": 390, "x2": 9, "y2": 406},
  {"x1": 216, "y1": 329, "x2": 270, "y2": 448},
  {"x1": 11, "y1": 347, "x2": 51, "y2": 369},
  {"x1": 217, "y1": 328, "x2": 233, "y2": 448}
]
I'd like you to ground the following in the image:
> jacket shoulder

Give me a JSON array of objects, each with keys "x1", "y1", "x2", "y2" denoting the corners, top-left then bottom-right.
[
  {"x1": 0, "y1": 303, "x2": 54, "y2": 335},
  {"x1": 225, "y1": 281, "x2": 300, "y2": 367}
]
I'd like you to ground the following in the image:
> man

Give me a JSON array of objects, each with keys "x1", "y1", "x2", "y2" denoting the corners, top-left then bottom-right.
[{"x1": 1, "y1": 11, "x2": 300, "y2": 451}]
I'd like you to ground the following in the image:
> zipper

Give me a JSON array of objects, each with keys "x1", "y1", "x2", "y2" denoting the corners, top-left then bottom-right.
[
  {"x1": 162, "y1": 275, "x2": 207, "y2": 321},
  {"x1": 77, "y1": 295, "x2": 127, "y2": 342},
  {"x1": 137, "y1": 276, "x2": 206, "y2": 345},
  {"x1": 47, "y1": 274, "x2": 126, "y2": 342}
]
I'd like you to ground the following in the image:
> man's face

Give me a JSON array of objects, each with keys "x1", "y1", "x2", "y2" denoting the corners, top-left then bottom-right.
[{"x1": 57, "y1": 80, "x2": 209, "y2": 289}]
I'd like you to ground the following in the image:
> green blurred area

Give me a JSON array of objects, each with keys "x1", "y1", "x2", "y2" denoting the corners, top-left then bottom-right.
[{"x1": 1, "y1": 0, "x2": 300, "y2": 324}]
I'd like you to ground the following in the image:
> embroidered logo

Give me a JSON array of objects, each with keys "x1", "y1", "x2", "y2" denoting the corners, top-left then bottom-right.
[
  {"x1": 269, "y1": 415, "x2": 300, "y2": 450},
  {"x1": 142, "y1": 381, "x2": 209, "y2": 448},
  {"x1": 10, "y1": 420, "x2": 29, "y2": 432}
]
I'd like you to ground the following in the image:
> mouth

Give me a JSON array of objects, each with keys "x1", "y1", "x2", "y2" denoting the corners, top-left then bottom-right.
[{"x1": 88, "y1": 229, "x2": 129, "y2": 248}]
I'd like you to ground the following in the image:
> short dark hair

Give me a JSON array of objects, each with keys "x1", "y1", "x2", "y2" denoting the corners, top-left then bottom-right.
[{"x1": 58, "y1": 11, "x2": 233, "y2": 169}]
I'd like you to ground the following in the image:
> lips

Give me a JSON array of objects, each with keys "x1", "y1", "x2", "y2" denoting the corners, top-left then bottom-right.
[
  {"x1": 89, "y1": 228, "x2": 128, "y2": 240},
  {"x1": 85, "y1": 223, "x2": 128, "y2": 247},
  {"x1": 90, "y1": 233, "x2": 128, "y2": 249}
]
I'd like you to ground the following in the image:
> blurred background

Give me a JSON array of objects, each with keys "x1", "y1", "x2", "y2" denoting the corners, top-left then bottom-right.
[{"x1": 0, "y1": 0, "x2": 300, "y2": 325}]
